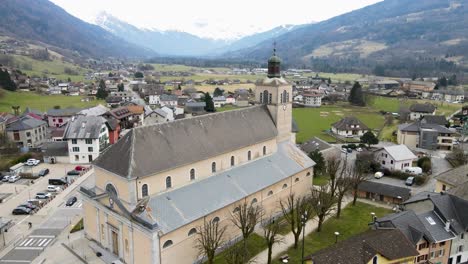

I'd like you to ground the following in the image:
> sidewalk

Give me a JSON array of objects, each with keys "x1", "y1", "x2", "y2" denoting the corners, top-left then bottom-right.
[{"x1": 249, "y1": 196, "x2": 352, "y2": 263}]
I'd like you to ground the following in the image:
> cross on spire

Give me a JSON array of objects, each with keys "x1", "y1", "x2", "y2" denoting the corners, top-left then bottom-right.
[{"x1": 273, "y1": 41, "x2": 277, "y2": 56}]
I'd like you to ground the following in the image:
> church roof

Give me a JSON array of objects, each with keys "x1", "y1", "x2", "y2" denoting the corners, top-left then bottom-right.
[
  {"x1": 137, "y1": 141, "x2": 315, "y2": 233},
  {"x1": 94, "y1": 105, "x2": 278, "y2": 179}
]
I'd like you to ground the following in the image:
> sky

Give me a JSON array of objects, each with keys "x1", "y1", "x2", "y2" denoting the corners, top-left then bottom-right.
[{"x1": 50, "y1": 0, "x2": 382, "y2": 40}]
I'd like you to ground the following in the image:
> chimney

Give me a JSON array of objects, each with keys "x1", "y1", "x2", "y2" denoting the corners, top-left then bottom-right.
[
  {"x1": 445, "y1": 220, "x2": 451, "y2": 232},
  {"x1": 81, "y1": 122, "x2": 86, "y2": 128}
]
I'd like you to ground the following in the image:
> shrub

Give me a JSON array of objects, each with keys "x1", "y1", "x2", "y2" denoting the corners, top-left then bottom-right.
[
  {"x1": 11, "y1": 153, "x2": 32, "y2": 165},
  {"x1": 417, "y1": 157, "x2": 432, "y2": 173},
  {"x1": 415, "y1": 175, "x2": 428, "y2": 186}
]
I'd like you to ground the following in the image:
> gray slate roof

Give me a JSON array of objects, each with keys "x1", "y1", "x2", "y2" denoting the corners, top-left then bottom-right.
[
  {"x1": 160, "y1": 94, "x2": 178, "y2": 102},
  {"x1": 6, "y1": 116, "x2": 46, "y2": 131},
  {"x1": 301, "y1": 137, "x2": 333, "y2": 154},
  {"x1": 379, "y1": 145, "x2": 417, "y2": 161},
  {"x1": 137, "y1": 142, "x2": 315, "y2": 233},
  {"x1": 399, "y1": 121, "x2": 456, "y2": 134},
  {"x1": 447, "y1": 181, "x2": 468, "y2": 200},
  {"x1": 46, "y1": 107, "x2": 82, "y2": 117},
  {"x1": 304, "y1": 229, "x2": 419, "y2": 264},
  {"x1": 63, "y1": 116, "x2": 106, "y2": 139},
  {"x1": 421, "y1": 115, "x2": 447, "y2": 125},
  {"x1": 94, "y1": 105, "x2": 278, "y2": 179},
  {"x1": 435, "y1": 164, "x2": 468, "y2": 186},
  {"x1": 332, "y1": 116, "x2": 369, "y2": 131},
  {"x1": 78, "y1": 105, "x2": 109, "y2": 116},
  {"x1": 358, "y1": 181, "x2": 411, "y2": 200},
  {"x1": 409, "y1": 103, "x2": 436, "y2": 113}
]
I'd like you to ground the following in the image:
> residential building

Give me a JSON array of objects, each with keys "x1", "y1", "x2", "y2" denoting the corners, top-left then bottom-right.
[
  {"x1": 159, "y1": 94, "x2": 178, "y2": 107},
  {"x1": 331, "y1": 117, "x2": 369, "y2": 137},
  {"x1": 103, "y1": 106, "x2": 144, "y2": 129},
  {"x1": 409, "y1": 103, "x2": 436, "y2": 121},
  {"x1": 421, "y1": 115, "x2": 448, "y2": 126},
  {"x1": 105, "y1": 118, "x2": 120, "y2": 145},
  {"x1": 434, "y1": 164, "x2": 468, "y2": 193},
  {"x1": 41, "y1": 141, "x2": 69, "y2": 164},
  {"x1": 106, "y1": 96, "x2": 123, "y2": 108},
  {"x1": 144, "y1": 108, "x2": 174, "y2": 126},
  {"x1": 46, "y1": 107, "x2": 82, "y2": 127},
  {"x1": 300, "y1": 136, "x2": 340, "y2": 160},
  {"x1": 63, "y1": 116, "x2": 109, "y2": 164},
  {"x1": 302, "y1": 92, "x2": 322, "y2": 107},
  {"x1": 304, "y1": 229, "x2": 418, "y2": 264},
  {"x1": 397, "y1": 121, "x2": 458, "y2": 150},
  {"x1": 6, "y1": 116, "x2": 47, "y2": 148},
  {"x1": 184, "y1": 102, "x2": 206, "y2": 115},
  {"x1": 403, "y1": 192, "x2": 468, "y2": 264},
  {"x1": 79, "y1": 52, "x2": 315, "y2": 264},
  {"x1": 110, "y1": 92, "x2": 135, "y2": 103},
  {"x1": 78, "y1": 105, "x2": 109, "y2": 117},
  {"x1": 374, "y1": 144, "x2": 417, "y2": 171},
  {"x1": 213, "y1": 96, "x2": 226, "y2": 108},
  {"x1": 403, "y1": 80, "x2": 436, "y2": 92},
  {"x1": 226, "y1": 95, "x2": 236, "y2": 104},
  {"x1": 356, "y1": 181, "x2": 411, "y2": 204}
]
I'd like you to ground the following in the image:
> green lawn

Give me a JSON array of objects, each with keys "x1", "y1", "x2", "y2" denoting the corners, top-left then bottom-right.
[
  {"x1": 0, "y1": 89, "x2": 103, "y2": 113},
  {"x1": 12, "y1": 55, "x2": 89, "y2": 82},
  {"x1": 212, "y1": 234, "x2": 265, "y2": 264},
  {"x1": 217, "y1": 105, "x2": 239, "y2": 112},
  {"x1": 369, "y1": 96, "x2": 461, "y2": 117},
  {"x1": 312, "y1": 175, "x2": 330, "y2": 186},
  {"x1": 279, "y1": 202, "x2": 392, "y2": 263},
  {"x1": 293, "y1": 104, "x2": 386, "y2": 143}
]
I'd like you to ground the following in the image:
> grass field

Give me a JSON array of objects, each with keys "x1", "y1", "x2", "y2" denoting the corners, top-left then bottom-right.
[
  {"x1": 278, "y1": 202, "x2": 392, "y2": 263},
  {"x1": 212, "y1": 234, "x2": 264, "y2": 264},
  {"x1": 0, "y1": 89, "x2": 103, "y2": 113},
  {"x1": 293, "y1": 104, "x2": 386, "y2": 143},
  {"x1": 12, "y1": 55, "x2": 89, "y2": 82}
]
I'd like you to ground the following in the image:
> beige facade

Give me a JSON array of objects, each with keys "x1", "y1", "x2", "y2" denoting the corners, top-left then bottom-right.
[
  {"x1": 397, "y1": 130, "x2": 419, "y2": 148},
  {"x1": 81, "y1": 65, "x2": 315, "y2": 263}
]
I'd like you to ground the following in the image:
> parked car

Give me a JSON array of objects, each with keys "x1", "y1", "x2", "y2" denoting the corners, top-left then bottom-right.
[
  {"x1": 347, "y1": 148, "x2": 353, "y2": 153},
  {"x1": 8, "y1": 175, "x2": 21, "y2": 183},
  {"x1": 19, "y1": 203, "x2": 37, "y2": 210},
  {"x1": 405, "y1": 176, "x2": 415, "y2": 186},
  {"x1": 2, "y1": 175, "x2": 10, "y2": 182},
  {"x1": 27, "y1": 199, "x2": 43, "y2": 207},
  {"x1": 66, "y1": 196, "x2": 78, "y2": 206},
  {"x1": 38, "y1": 168, "x2": 50, "y2": 177},
  {"x1": 67, "y1": 170, "x2": 80, "y2": 176},
  {"x1": 356, "y1": 147, "x2": 363, "y2": 152},
  {"x1": 374, "y1": 172, "x2": 384, "y2": 179},
  {"x1": 35, "y1": 192, "x2": 52, "y2": 199},
  {"x1": 47, "y1": 185, "x2": 61, "y2": 192},
  {"x1": 12, "y1": 207, "x2": 31, "y2": 215},
  {"x1": 404, "y1": 167, "x2": 423, "y2": 175},
  {"x1": 26, "y1": 159, "x2": 40, "y2": 166},
  {"x1": 75, "y1": 166, "x2": 87, "y2": 171}
]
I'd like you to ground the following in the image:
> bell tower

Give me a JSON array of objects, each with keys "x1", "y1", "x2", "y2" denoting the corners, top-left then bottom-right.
[{"x1": 255, "y1": 46, "x2": 293, "y2": 143}]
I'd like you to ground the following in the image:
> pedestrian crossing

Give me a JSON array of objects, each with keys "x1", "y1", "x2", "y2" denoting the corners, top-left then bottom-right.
[{"x1": 16, "y1": 235, "x2": 54, "y2": 250}]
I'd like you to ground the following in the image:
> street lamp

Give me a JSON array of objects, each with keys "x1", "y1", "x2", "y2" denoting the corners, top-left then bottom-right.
[
  {"x1": 371, "y1": 212, "x2": 376, "y2": 223},
  {"x1": 301, "y1": 212, "x2": 308, "y2": 264},
  {"x1": 334, "y1": 232, "x2": 340, "y2": 244}
]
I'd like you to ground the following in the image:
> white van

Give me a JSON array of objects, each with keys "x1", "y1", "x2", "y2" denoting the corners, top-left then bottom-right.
[
  {"x1": 405, "y1": 167, "x2": 423, "y2": 175},
  {"x1": 374, "y1": 172, "x2": 384, "y2": 179}
]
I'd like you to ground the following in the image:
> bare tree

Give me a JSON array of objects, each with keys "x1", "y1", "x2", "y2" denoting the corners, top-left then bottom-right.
[
  {"x1": 230, "y1": 201, "x2": 263, "y2": 261},
  {"x1": 196, "y1": 219, "x2": 227, "y2": 264},
  {"x1": 280, "y1": 193, "x2": 313, "y2": 249},
  {"x1": 325, "y1": 156, "x2": 342, "y2": 197},
  {"x1": 335, "y1": 167, "x2": 353, "y2": 218},
  {"x1": 225, "y1": 243, "x2": 249, "y2": 264},
  {"x1": 310, "y1": 185, "x2": 335, "y2": 232},
  {"x1": 350, "y1": 163, "x2": 368, "y2": 206},
  {"x1": 263, "y1": 218, "x2": 284, "y2": 264}
]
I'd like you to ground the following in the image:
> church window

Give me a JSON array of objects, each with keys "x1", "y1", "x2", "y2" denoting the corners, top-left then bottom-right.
[
  {"x1": 106, "y1": 183, "x2": 118, "y2": 197},
  {"x1": 163, "y1": 240, "x2": 173, "y2": 248},
  {"x1": 307, "y1": 172, "x2": 311, "y2": 176},
  {"x1": 141, "y1": 184, "x2": 148, "y2": 197},
  {"x1": 166, "y1": 176, "x2": 172, "y2": 189},
  {"x1": 247, "y1": 151, "x2": 251, "y2": 161},
  {"x1": 212, "y1": 217, "x2": 220, "y2": 223},
  {"x1": 263, "y1": 146, "x2": 267, "y2": 155},
  {"x1": 231, "y1": 156, "x2": 235, "y2": 167},
  {"x1": 269, "y1": 93, "x2": 272, "y2": 104},
  {"x1": 190, "y1": 169, "x2": 195, "y2": 180},
  {"x1": 263, "y1": 90, "x2": 269, "y2": 105},
  {"x1": 282, "y1": 90, "x2": 287, "y2": 103},
  {"x1": 260, "y1": 92, "x2": 263, "y2": 103},
  {"x1": 267, "y1": 190, "x2": 273, "y2": 196},
  {"x1": 233, "y1": 207, "x2": 240, "y2": 213},
  {"x1": 188, "y1": 228, "x2": 197, "y2": 236},
  {"x1": 295, "y1": 178, "x2": 300, "y2": 183},
  {"x1": 372, "y1": 256, "x2": 378, "y2": 264},
  {"x1": 212, "y1": 162, "x2": 216, "y2": 173},
  {"x1": 251, "y1": 198, "x2": 258, "y2": 205},
  {"x1": 282, "y1": 183, "x2": 288, "y2": 189}
]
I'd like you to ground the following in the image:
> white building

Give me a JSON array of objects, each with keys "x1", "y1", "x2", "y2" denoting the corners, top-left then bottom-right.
[
  {"x1": 110, "y1": 92, "x2": 136, "y2": 103},
  {"x1": 63, "y1": 116, "x2": 109, "y2": 164},
  {"x1": 409, "y1": 103, "x2": 436, "y2": 121},
  {"x1": 148, "y1": 94, "x2": 161, "y2": 105},
  {"x1": 213, "y1": 96, "x2": 227, "y2": 108},
  {"x1": 303, "y1": 92, "x2": 322, "y2": 107},
  {"x1": 374, "y1": 145, "x2": 417, "y2": 171},
  {"x1": 159, "y1": 94, "x2": 178, "y2": 107},
  {"x1": 331, "y1": 117, "x2": 369, "y2": 137}
]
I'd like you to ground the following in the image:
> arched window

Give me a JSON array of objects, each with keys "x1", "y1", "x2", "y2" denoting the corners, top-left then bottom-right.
[
  {"x1": 262, "y1": 90, "x2": 269, "y2": 105},
  {"x1": 188, "y1": 228, "x2": 197, "y2": 236},
  {"x1": 372, "y1": 256, "x2": 378, "y2": 264},
  {"x1": 212, "y1": 162, "x2": 216, "y2": 173},
  {"x1": 231, "y1": 156, "x2": 235, "y2": 167},
  {"x1": 212, "y1": 217, "x2": 220, "y2": 223},
  {"x1": 247, "y1": 151, "x2": 251, "y2": 161},
  {"x1": 141, "y1": 184, "x2": 148, "y2": 197},
  {"x1": 306, "y1": 172, "x2": 311, "y2": 176},
  {"x1": 106, "y1": 183, "x2": 118, "y2": 197},
  {"x1": 251, "y1": 198, "x2": 258, "y2": 205},
  {"x1": 263, "y1": 146, "x2": 267, "y2": 155},
  {"x1": 259, "y1": 92, "x2": 263, "y2": 103},
  {"x1": 233, "y1": 207, "x2": 240, "y2": 213},
  {"x1": 166, "y1": 176, "x2": 172, "y2": 189},
  {"x1": 282, "y1": 90, "x2": 287, "y2": 103},
  {"x1": 268, "y1": 93, "x2": 272, "y2": 104},
  {"x1": 190, "y1": 169, "x2": 195, "y2": 181},
  {"x1": 282, "y1": 183, "x2": 288, "y2": 189},
  {"x1": 162, "y1": 240, "x2": 173, "y2": 249},
  {"x1": 295, "y1": 178, "x2": 300, "y2": 183},
  {"x1": 267, "y1": 190, "x2": 273, "y2": 196}
]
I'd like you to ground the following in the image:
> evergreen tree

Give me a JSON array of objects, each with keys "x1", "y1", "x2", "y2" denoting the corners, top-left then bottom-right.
[
  {"x1": 349, "y1": 82, "x2": 365, "y2": 106},
  {"x1": 360, "y1": 131, "x2": 379, "y2": 148},
  {"x1": 117, "y1": 83, "x2": 124, "y2": 92},
  {"x1": 438, "y1": 76, "x2": 448, "y2": 87},
  {"x1": 213, "y1": 87, "x2": 224, "y2": 97},
  {"x1": 134, "y1": 72, "x2": 144, "y2": 78},
  {"x1": 0, "y1": 69, "x2": 17, "y2": 91},
  {"x1": 96, "y1": 79, "x2": 108, "y2": 100},
  {"x1": 309, "y1": 149, "x2": 325, "y2": 176},
  {"x1": 204, "y1": 92, "x2": 216, "y2": 112}
]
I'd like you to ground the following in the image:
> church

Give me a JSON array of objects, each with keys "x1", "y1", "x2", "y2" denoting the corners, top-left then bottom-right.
[{"x1": 80, "y1": 50, "x2": 316, "y2": 264}]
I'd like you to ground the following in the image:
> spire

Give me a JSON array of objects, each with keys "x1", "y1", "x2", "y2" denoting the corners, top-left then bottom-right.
[{"x1": 267, "y1": 42, "x2": 281, "y2": 78}]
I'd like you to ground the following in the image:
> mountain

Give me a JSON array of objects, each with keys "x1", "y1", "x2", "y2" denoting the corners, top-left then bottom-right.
[
  {"x1": 232, "y1": 0, "x2": 468, "y2": 76},
  {"x1": 95, "y1": 12, "x2": 304, "y2": 57},
  {"x1": 0, "y1": 0, "x2": 155, "y2": 59}
]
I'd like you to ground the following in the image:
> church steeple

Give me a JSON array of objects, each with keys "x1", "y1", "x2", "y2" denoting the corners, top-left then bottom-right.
[{"x1": 267, "y1": 43, "x2": 281, "y2": 78}]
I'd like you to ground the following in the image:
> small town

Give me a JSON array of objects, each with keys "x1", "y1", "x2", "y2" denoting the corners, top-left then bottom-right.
[{"x1": 1, "y1": 1, "x2": 468, "y2": 264}]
